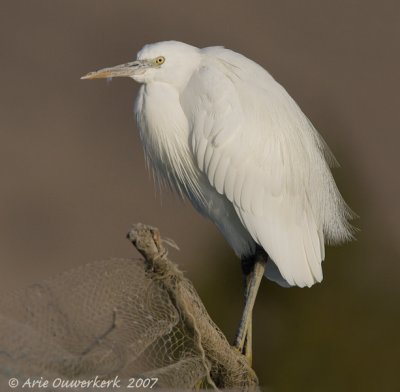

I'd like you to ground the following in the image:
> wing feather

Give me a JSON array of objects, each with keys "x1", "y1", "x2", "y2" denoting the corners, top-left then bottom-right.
[
  {"x1": 180, "y1": 50, "x2": 353, "y2": 287},
  {"x1": 213, "y1": 155, "x2": 230, "y2": 194}
]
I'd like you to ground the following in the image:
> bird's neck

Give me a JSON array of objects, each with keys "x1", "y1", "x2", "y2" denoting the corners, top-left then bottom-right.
[{"x1": 135, "y1": 83, "x2": 203, "y2": 202}]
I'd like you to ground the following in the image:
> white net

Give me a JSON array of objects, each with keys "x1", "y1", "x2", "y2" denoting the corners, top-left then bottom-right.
[{"x1": 0, "y1": 224, "x2": 258, "y2": 391}]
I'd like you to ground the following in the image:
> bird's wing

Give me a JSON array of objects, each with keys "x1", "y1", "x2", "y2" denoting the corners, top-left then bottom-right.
[{"x1": 181, "y1": 57, "x2": 327, "y2": 287}]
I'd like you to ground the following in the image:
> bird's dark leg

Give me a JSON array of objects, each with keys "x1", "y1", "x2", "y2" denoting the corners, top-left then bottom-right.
[
  {"x1": 237, "y1": 254, "x2": 255, "y2": 362},
  {"x1": 234, "y1": 247, "x2": 267, "y2": 364}
]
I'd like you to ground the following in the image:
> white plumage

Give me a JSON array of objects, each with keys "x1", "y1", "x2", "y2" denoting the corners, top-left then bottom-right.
[{"x1": 84, "y1": 40, "x2": 354, "y2": 288}]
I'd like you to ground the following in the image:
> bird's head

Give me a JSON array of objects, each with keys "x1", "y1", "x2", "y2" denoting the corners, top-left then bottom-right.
[{"x1": 81, "y1": 41, "x2": 201, "y2": 88}]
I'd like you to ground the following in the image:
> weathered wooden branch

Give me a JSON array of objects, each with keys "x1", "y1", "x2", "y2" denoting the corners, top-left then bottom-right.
[{"x1": 127, "y1": 223, "x2": 259, "y2": 390}]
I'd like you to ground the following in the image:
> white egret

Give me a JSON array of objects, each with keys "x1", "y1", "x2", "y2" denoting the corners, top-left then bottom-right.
[{"x1": 82, "y1": 41, "x2": 354, "y2": 362}]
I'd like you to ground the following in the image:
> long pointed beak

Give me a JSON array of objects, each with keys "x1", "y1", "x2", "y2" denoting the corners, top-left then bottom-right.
[{"x1": 81, "y1": 60, "x2": 149, "y2": 80}]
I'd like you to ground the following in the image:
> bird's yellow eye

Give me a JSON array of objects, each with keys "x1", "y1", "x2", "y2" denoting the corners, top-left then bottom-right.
[{"x1": 155, "y1": 56, "x2": 165, "y2": 65}]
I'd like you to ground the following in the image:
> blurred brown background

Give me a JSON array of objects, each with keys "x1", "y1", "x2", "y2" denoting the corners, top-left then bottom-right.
[{"x1": 0, "y1": 0, "x2": 399, "y2": 390}]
